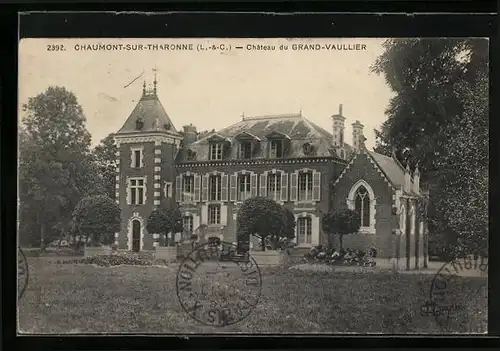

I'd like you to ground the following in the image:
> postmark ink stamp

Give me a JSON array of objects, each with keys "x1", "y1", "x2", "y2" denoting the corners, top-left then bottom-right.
[
  {"x1": 176, "y1": 241, "x2": 262, "y2": 327},
  {"x1": 18, "y1": 247, "x2": 29, "y2": 300},
  {"x1": 422, "y1": 255, "x2": 488, "y2": 331}
]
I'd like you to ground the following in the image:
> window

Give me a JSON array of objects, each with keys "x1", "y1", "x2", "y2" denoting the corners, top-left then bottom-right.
[
  {"x1": 270, "y1": 140, "x2": 283, "y2": 158},
  {"x1": 238, "y1": 174, "x2": 251, "y2": 201},
  {"x1": 267, "y1": 173, "x2": 281, "y2": 201},
  {"x1": 239, "y1": 142, "x2": 252, "y2": 159},
  {"x1": 410, "y1": 204, "x2": 416, "y2": 235},
  {"x1": 400, "y1": 205, "x2": 406, "y2": 233},
  {"x1": 183, "y1": 215, "x2": 194, "y2": 233},
  {"x1": 298, "y1": 171, "x2": 313, "y2": 201},
  {"x1": 209, "y1": 143, "x2": 223, "y2": 160},
  {"x1": 182, "y1": 175, "x2": 195, "y2": 202},
  {"x1": 208, "y1": 204, "x2": 221, "y2": 225},
  {"x1": 297, "y1": 217, "x2": 312, "y2": 245},
  {"x1": 164, "y1": 182, "x2": 172, "y2": 198},
  {"x1": 355, "y1": 185, "x2": 370, "y2": 227},
  {"x1": 131, "y1": 148, "x2": 143, "y2": 168},
  {"x1": 129, "y1": 178, "x2": 146, "y2": 205},
  {"x1": 209, "y1": 174, "x2": 222, "y2": 201}
]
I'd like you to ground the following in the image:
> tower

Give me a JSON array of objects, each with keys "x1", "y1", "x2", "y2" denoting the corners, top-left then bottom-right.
[
  {"x1": 352, "y1": 120, "x2": 365, "y2": 152},
  {"x1": 113, "y1": 75, "x2": 182, "y2": 252},
  {"x1": 331, "y1": 104, "x2": 346, "y2": 147}
]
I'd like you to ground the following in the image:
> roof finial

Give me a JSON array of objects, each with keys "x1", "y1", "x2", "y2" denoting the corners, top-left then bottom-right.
[
  {"x1": 152, "y1": 66, "x2": 158, "y2": 95},
  {"x1": 241, "y1": 112, "x2": 245, "y2": 120},
  {"x1": 142, "y1": 80, "x2": 146, "y2": 96},
  {"x1": 339, "y1": 104, "x2": 343, "y2": 116}
]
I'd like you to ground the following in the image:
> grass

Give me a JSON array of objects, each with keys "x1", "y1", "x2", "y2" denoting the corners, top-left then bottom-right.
[{"x1": 18, "y1": 258, "x2": 487, "y2": 334}]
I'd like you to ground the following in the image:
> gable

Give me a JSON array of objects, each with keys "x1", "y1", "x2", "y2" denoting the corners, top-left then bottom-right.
[{"x1": 333, "y1": 151, "x2": 395, "y2": 194}]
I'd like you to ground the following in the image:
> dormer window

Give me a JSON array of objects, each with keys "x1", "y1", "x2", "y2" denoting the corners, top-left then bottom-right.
[
  {"x1": 239, "y1": 141, "x2": 252, "y2": 159},
  {"x1": 270, "y1": 140, "x2": 283, "y2": 158},
  {"x1": 209, "y1": 143, "x2": 223, "y2": 160},
  {"x1": 207, "y1": 134, "x2": 231, "y2": 161},
  {"x1": 135, "y1": 117, "x2": 144, "y2": 130},
  {"x1": 266, "y1": 131, "x2": 291, "y2": 159},
  {"x1": 235, "y1": 132, "x2": 261, "y2": 160}
]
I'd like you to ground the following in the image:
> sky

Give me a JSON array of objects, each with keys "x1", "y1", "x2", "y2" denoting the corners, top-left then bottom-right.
[{"x1": 19, "y1": 38, "x2": 395, "y2": 150}]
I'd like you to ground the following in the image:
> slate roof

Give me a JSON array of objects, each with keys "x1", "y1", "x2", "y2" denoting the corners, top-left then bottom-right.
[
  {"x1": 116, "y1": 91, "x2": 179, "y2": 135},
  {"x1": 184, "y1": 113, "x2": 353, "y2": 161},
  {"x1": 367, "y1": 151, "x2": 420, "y2": 193}
]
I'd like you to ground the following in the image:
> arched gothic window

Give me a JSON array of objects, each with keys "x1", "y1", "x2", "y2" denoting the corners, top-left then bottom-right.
[{"x1": 354, "y1": 186, "x2": 371, "y2": 227}]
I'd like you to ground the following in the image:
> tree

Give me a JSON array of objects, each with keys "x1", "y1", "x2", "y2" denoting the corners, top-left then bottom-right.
[
  {"x1": 370, "y1": 38, "x2": 489, "y2": 257},
  {"x1": 321, "y1": 209, "x2": 360, "y2": 250},
  {"x1": 73, "y1": 195, "x2": 121, "y2": 246},
  {"x1": 236, "y1": 197, "x2": 287, "y2": 251},
  {"x1": 93, "y1": 133, "x2": 118, "y2": 199},
  {"x1": 147, "y1": 199, "x2": 183, "y2": 247},
  {"x1": 433, "y1": 67, "x2": 488, "y2": 256},
  {"x1": 19, "y1": 86, "x2": 103, "y2": 248}
]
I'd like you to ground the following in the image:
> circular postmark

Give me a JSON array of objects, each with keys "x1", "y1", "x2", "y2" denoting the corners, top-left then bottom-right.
[
  {"x1": 18, "y1": 247, "x2": 29, "y2": 300},
  {"x1": 176, "y1": 241, "x2": 262, "y2": 327},
  {"x1": 426, "y1": 255, "x2": 488, "y2": 331}
]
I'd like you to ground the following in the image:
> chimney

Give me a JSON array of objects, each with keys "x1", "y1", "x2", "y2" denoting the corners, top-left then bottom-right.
[
  {"x1": 331, "y1": 104, "x2": 346, "y2": 147},
  {"x1": 182, "y1": 124, "x2": 198, "y2": 146},
  {"x1": 413, "y1": 164, "x2": 420, "y2": 194},
  {"x1": 352, "y1": 120, "x2": 364, "y2": 152},
  {"x1": 404, "y1": 163, "x2": 411, "y2": 193}
]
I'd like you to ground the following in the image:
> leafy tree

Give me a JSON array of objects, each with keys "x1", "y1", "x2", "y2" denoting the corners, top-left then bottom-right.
[
  {"x1": 93, "y1": 133, "x2": 118, "y2": 199},
  {"x1": 370, "y1": 38, "x2": 489, "y2": 257},
  {"x1": 147, "y1": 199, "x2": 183, "y2": 247},
  {"x1": 18, "y1": 86, "x2": 103, "y2": 248},
  {"x1": 321, "y1": 209, "x2": 360, "y2": 250},
  {"x1": 236, "y1": 197, "x2": 287, "y2": 251},
  {"x1": 73, "y1": 195, "x2": 121, "y2": 246},
  {"x1": 433, "y1": 67, "x2": 488, "y2": 256}
]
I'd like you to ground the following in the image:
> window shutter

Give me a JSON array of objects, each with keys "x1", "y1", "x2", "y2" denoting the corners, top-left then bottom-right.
[
  {"x1": 201, "y1": 204, "x2": 208, "y2": 224},
  {"x1": 220, "y1": 204, "x2": 228, "y2": 225},
  {"x1": 312, "y1": 171, "x2": 321, "y2": 201},
  {"x1": 290, "y1": 172, "x2": 298, "y2": 201},
  {"x1": 126, "y1": 179, "x2": 131, "y2": 205},
  {"x1": 280, "y1": 172, "x2": 288, "y2": 201},
  {"x1": 250, "y1": 173, "x2": 258, "y2": 197},
  {"x1": 311, "y1": 215, "x2": 320, "y2": 245},
  {"x1": 140, "y1": 149, "x2": 144, "y2": 168},
  {"x1": 259, "y1": 173, "x2": 267, "y2": 197},
  {"x1": 229, "y1": 174, "x2": 237, "y2": 201},
  {"x1": 175, "y1": 176, "x2": 182, "y2": 202},
  {"x1": 194, "y1": 175, "x2": 201, "y2": 202},
  {"x1": 193, "y1": 215, "x2": 200, "y2": 232},
  {"x1": 201, "y1": 174, "x2": 209, "y2": 202},
  {"x1": 221, "y1": 173, "x2": 229, "y2": 201}
]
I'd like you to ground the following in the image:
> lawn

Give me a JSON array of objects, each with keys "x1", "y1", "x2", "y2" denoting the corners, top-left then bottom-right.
[{"x1": 18, "y1": 258, "x2": 487, "y2": 334}]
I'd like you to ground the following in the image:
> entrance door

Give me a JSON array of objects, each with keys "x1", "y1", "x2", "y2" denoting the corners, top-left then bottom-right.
[{"x1": 132, "y1": 220, "x2": 141, "y2": 252}]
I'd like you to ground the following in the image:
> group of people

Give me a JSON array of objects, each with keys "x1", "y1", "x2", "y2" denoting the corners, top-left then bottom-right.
[{"x1": 304, "y1": 245, "x2": 378, "y2": 267}]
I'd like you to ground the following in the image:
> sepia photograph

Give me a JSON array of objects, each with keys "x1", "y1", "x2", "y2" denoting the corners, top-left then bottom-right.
[{"x1": 17, "y1": 37, "x2": 488, "y2": 334}]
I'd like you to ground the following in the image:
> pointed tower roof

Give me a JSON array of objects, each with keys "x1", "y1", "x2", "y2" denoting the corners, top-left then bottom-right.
[{"x1": 116, "y1": 80, "x2": 179, "y2": 135}]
